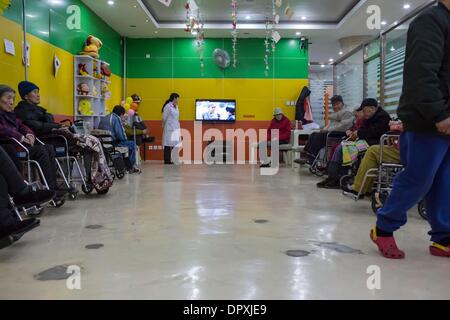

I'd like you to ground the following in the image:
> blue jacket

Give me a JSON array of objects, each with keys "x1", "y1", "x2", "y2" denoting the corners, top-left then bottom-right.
[{"x1": 98, "y1": 113, "x2": 127, "y2": 142}]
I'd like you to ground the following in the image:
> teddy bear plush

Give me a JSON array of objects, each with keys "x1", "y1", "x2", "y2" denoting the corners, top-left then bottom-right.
[
  {"x1": 79, "y1": 35, "x2": 103, "y2": 59},
  {"x1": 77, "y1": 83, "x2": 90, "y2": 96},
  {"x1": 101, "y1": 82, "x2": 111, "y2": 100}
]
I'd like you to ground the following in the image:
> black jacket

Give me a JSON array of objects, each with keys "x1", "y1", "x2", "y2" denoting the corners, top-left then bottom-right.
[
  {"x1": 398, "y1": 3, "x2": 450, "y2": 135},
  {"x1": 14, "y1": 101, "x2": 61, "y2": 136},
  {"x1": 358, "y1": 108, "x2": 391, "y2": 145},
  {"x1": 295, "y1": 86, "x2": 311, "y2": 124}
]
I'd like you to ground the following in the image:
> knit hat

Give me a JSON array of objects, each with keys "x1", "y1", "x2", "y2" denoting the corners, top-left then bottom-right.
[
  {"x1": 18, "y1": 81, "x2": 39, "y2": 99},
  {"x1": 357, "y1": 98, "x2": 378, "y2": 111}
]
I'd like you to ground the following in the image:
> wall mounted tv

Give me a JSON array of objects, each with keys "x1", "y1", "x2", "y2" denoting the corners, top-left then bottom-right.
[{"x1": 195, "y1": 99, "x2": 236, "y2": 122}]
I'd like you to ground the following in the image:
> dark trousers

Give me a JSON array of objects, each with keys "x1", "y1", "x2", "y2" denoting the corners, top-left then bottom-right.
[
  {"x1": 304, "y1": 132, "x2": 329, "y2": 156},
  {"x1": 23, "y1": 145, "x2": 57, "y2": 190},
  {"x1": 377, "y1": 132, "x2": 450, "y2": 243},
  {"x1": 164, "y1": 146, "x2": 173, "y2": 164},
  {"x1": 0, "y1": 147, "x2": 27, "y2": 208}
]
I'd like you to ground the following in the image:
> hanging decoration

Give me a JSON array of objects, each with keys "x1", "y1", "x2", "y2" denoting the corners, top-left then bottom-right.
[
  {"x1": 284, "y1": 0, "x2": 295, "y2": 20},
  {"x1": 0, "y1": 0, "x2": 11, "y2": 15},
  {"x1": 231, "y1": 0, "x2": 238, "y2": 68},
  {"x1": 185, "y1": 1, "x2": 205, "y2": 74},
  {"x1": 271, "y1": 0, "x2": 279, "y2": 54},
  {"x1": 264, "y1": 21, "x2": 271, "y2": 77}
]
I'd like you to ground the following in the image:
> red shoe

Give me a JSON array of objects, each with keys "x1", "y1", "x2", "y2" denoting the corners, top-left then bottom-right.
[
  {"x1": 429, "y1": 243, "x2": 450, "y2": 257},
  {"x1": 370, "y1": 227, "x2": 405, "y2": 259}
]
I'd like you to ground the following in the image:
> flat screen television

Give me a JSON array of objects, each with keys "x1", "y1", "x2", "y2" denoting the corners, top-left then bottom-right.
[{"x1": 195, "y1": 99, "x2": 236, "y2": 122}]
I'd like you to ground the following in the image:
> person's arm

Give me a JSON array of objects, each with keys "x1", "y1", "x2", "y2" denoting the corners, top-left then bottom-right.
[
  {"x1": 112, "y1": 117, "x2": 127, "y2": 142},
  {"x1": 0, "y1": 120, "x2": 24, "y2": 141},
  {"x1": 15, "y1": 108, "x2": 60, "y2": 134},
  {"x1": 403, "y1": 11, "x2": 450, "y2": 124},
  {"x1": 279, "y1": 119, "x2": 292, "y2": 142},
  {"x1": 357, "y1": 115, "x2": 390, "y2": 141}
]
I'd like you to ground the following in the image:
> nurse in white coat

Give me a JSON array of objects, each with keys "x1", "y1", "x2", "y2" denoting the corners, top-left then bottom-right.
[{"x1": 162, "y1": 93, "x2": 180, "y2": 164}]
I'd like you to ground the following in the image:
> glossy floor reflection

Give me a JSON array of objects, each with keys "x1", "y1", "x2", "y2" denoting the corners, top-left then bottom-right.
[{"x1": 0, "y1": 164, "x2": 447, "y2": 299}]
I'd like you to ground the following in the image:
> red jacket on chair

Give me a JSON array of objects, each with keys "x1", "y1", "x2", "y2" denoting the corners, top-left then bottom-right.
[{"x1": 267, "y1": 115, "x2": 292, "y2": 142}]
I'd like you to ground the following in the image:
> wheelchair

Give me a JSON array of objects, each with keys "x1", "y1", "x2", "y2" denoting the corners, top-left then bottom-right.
[
  {"x1": 340, "y1": 133, "x2": 427, "y2": 220},
  {"x1": 90, "y1": 129, "x2": 127, "y2": 180},
  {"x1": 0, "y1": 137, "x2": 66, "y2": 210},
  {"x1": 36, "y1": 128, "x2": 104, "y2": 198},
  {"x1": 308, "y1": 131, "x2": 347, "y2": 177}
]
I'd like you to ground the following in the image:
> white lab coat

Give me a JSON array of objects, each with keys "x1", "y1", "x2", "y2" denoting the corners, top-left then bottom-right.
[{"x1": 162, "y1": 102, "x2": 181, "y2": 147}]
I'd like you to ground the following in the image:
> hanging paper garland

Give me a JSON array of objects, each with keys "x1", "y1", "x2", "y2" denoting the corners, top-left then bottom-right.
[
  {"x1": 264, "y1": 21, "x2": 271, "y2": 77},
  {"x1": 185, "y1": 1, "x2": 205, "y2": 74},
  {"x1": 231, "y1": 0, "x2": 238, "y2": 68},
  {"x1": 0, "y1": 0, "x2": 12, "y2": 15},
  {"x1": 271, "y1": 0, "x2": 278, "y2": 54}
]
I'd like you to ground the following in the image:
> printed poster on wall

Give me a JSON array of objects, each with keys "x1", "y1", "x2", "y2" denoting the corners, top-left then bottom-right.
[{"x1": 3, "y1": 39, "x2": 15, "y2": 56}]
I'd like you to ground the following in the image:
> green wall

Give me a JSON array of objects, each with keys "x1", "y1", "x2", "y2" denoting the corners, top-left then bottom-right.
[
  {"x1": 3, "y1": 0, "x2": 123, "y2": 76},
  {"x1": 127, "y1": 38, "x2": 309, "y2": 79}
]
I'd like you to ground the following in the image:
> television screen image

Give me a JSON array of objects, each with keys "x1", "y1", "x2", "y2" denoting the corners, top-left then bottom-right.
[{"x1": 196, "y1": 100, "x2": 236, "y2": 122}]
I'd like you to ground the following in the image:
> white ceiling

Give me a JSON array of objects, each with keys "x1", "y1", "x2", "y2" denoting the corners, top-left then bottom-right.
[
  {"x1": 82, "y1": 0, "x2": 435, "y2": 63},
  {"x1": 142, "y1": 0, "x2": 359, "y2": 23}
]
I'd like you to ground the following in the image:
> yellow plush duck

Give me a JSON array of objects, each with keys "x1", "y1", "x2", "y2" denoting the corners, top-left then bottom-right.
[
  {"x1": 79, "y1": 35, "x2": 103, "y2": 59},
  {"x1": 78, "y1": 99, "x2": 94, "y2": 116},
  {"x1": 0, "y1": 0, "x2": 12, "y2": 15}
]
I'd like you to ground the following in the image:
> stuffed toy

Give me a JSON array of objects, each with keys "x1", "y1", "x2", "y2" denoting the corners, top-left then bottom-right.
[
  {"x1": 0, "y1": 1, "x2": 11, "y2": 15},
  {"x1": 92, "y1": 86, "x2": 98, "y2": 97},
  {"x1": 78, "y1": 99, "x2": 94, "y2": 116},
  {"x1": 93, "y1": 64, "x2": 102, "y2": 79},
  {"x1": 79, "y1": 35, "x2": 103, "y2": 59},
  {"x1": 78, "y1": 63, "x2": 89, "y2": 76},
  {"x1": 101, "y1": 82, "x2": 111, "y2": 100},
  {"x1": 101, "y1": 63, "x2": 112, "y2": 77},
  {"x1": 77, "y1": 83, "x2": 90, "y2": 96}
]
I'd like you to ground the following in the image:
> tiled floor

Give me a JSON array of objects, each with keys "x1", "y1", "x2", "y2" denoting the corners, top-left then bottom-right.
[{"x1": 0, "y1": 164, "x2": 447, "y2": 299}]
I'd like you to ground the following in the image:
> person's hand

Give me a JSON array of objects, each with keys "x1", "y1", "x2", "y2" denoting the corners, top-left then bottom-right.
[
  {"x1": 349, "y1": 131, "x2": 358, "y2": 141},
  {"x1": 346, "y1": 130, "x2": 353, "y2": 137},
  {"x1": 26, "y1": 134, "x2": 35, "y2": 146},
  {"x1": 143, "y1": 129, "x2": 148, "y2": 135},
  {"x1": 61, "y1": 122, "x2": 70, "y2": 128},
  {"x1": 436, "y1": 117, "x2": 450, "y2": 135}
]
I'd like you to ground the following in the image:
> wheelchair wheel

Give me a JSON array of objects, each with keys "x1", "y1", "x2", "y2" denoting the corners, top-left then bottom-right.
[
  {"x1": 418, "y1": 200, "x2": 427, "y2": 221},
  {"x1": 116, "y1": 170, "x2": 125, "y2": 180},
  {"x1": 69, "y1": 192, "x2": 78, "y2": 200},
  {"x1": 340, "y1": 175, "x2": 354, "y2": 190},
  {"x1": 371, "y1": 191, "x2": 388, "y2": 215},
  {"x1": 51, "y1": 198, "x2": 66, "y2": 208},
  {"x1": 96, "y1": 188, "x2": 109, "y2": 195},
  {"x1": 82, "y1": 183, "x2": 94, "y2": 195}
]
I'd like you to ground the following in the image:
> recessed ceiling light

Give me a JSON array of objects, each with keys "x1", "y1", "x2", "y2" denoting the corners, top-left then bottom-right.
[
  {"x1": 403, "y1": 4, "x2": 411, "y2": 9},
  {"x1": 154, "y1": 31, "x2": 158, "y2": 34},
  {"x1": 107, "y1": 0, "x2": 114, "y2": 5},
  {"x1": 296, "y1": 32, "x2": 301, "y2": 36},
  {"x1": 26, "y1": 14, "x2": 36, "y2": 18},
  {"x1": 329, "y1": 58, "x2": 334, "y2": 62},
  {"x1": 245, "y1": 15, "x2": 251, "y2": 20},
  {"x1": 301, "y1": 16, "x2": 307, "y2": 20},
  {"x1": 339, "y1": 51, "x2": 343, "y2": 55},
  {"x1": 381, "y1": 21, "x2": 387, "y2": 25},
  {"x1": 321, "y1": 64, "x2": 325, "y2": 68},
  {"x1": 49, "y1": 0, "x2": 63, "y2": 5},
  {"x1": 390, "y1": 46, "x2": 396, "y2": 51}
]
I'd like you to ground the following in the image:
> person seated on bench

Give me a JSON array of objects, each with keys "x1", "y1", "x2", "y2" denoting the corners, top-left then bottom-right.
[
  {"x1": 0, "y1": 85, "x2": 67, "y2": 201},
  {"x1": 0, "y1": 145, "x2": 56, "y2": 250},
  {"x1": 260, "y1": 108, "x2": 292, "y2": 168},
  {"x1": 98, "y1": 105, "x2": 140, "y2": 174},
  {"x1": 295, "y1": 95, "x2": 353, "y2": 165},
  {"x1": 125, "y1": 94, "x2": 155, "y2": 145},
  {"x1": 14, "y1": 81, "x2": 95, "y2": 185}
]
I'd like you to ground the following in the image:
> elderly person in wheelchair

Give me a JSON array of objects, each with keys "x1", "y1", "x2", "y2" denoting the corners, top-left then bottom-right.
[
  {"x1": 14, "y1": 81, "x2": 112, "y2": 195},
  {"x1": 0, "y1": 85, "x2": 67, "y2": 204},
  {"x1": 0, "y1": 146, "x2": 55, "y2": 250}
]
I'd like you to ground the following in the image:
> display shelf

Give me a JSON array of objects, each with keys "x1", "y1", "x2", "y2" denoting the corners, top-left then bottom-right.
[{"x1": 74, "y1": 55, "x2": 112, "y2": 129}]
